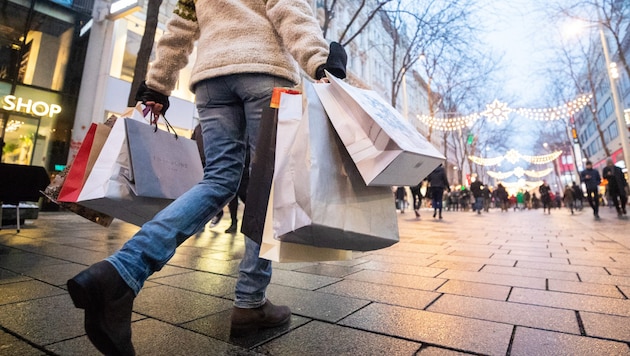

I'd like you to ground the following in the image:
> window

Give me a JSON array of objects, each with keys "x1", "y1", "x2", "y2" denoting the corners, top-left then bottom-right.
[
  {"x1": 0, "y1": 0, "x2": 77, "y2": 91},
  {"x1": 603, "y1": 98, "x2": 613, "y2": 118},
  {"x1": 109, "y1": 16, "x2": 194, "y2": 102},
  {"x1": 608, "y1": 122, "x2": 618, "y2": 140}
]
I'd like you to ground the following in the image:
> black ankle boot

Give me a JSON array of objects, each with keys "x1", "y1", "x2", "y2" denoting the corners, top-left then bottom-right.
[{"x1": 67, "y1": 261, "x2": 136, "y2": 356}]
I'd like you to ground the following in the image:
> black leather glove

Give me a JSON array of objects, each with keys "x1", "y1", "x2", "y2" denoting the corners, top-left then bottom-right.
[
  {"x1": 135, "y1": 81, "x2": 170, "y2": 115},
  {"x1": 316, "y1": 42, "x2": 348, "y2": 80}
]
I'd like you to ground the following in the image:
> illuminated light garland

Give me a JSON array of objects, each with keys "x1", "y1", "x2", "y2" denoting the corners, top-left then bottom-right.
[
  {"x1": 483, "y1": 99, "x2": 512, "y2": 124},
  {"x1": 500, "y1": 180, "x2": 545, "y2": 194},
  {"x1": 416, "y1": 113, "x2": 480, "y2": 131},
  {"x1": 468, "y1": 149, "x2": 563, "y2": 166},
  {"x1": 418, "y1": 94, "x2": 592, "y2": 131},
  {"x1": 514, "y1": 94, "x2": 593, "y2": 121},
  {"x1": 487, "y1": 167, "x2": 554, "y2": 180}
]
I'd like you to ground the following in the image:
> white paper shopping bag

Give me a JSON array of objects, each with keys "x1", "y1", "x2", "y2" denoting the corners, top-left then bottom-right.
[
  {"x1": 263, "y1": 82, "x2": 398, "y2": 253},
  {"x1": 313, "y1": 72, "x2": 445, "y2": 186},
  {"x1": 76, "y1": 116, "x2": 203, "y2": 226}
]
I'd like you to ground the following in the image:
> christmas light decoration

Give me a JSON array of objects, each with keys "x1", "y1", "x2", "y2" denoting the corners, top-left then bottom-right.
[
  {"x1": 487, "y1": 167, "x2": 553, "y2": 180},
  {"x1": 514, "y1": 94, "x2": 593, "y2": 121},
  {"x1": 417, "y1": 94, "x2": 592, "y2": 131},
  {"x1": 500, "y1": 180, "x2": 545, "y2": 194},
  {"x1": 468, "y1": 150, "x2": 563, "y2": 166},
  {"x1": 483, "y1": 99, "x2": 512, "y2": 124},
  {"x1": 416, "y1": 113, "x2": 480, "y2": 131}
]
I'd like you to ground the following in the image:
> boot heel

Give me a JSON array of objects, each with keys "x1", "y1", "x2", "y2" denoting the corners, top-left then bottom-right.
[{"x1": 67, "y1": 273, "x2": 92, "y2": 309}]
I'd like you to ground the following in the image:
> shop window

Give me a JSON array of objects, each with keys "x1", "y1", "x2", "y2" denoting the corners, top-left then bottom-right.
[
  {"x1": 18, "y1": 0, "x2": 76, "y2": 91},
  {"x1": 0, "y1": 0, "x2": 30, "y2": 82},
  {"x1": 110, "y1": 16, "x2": 195, "y2": 102},
  {"x1": 1, "y1": 115, "x2": 40, "y2": 165}
]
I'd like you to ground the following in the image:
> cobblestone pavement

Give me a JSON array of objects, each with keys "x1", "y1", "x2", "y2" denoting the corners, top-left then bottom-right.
[{"x1": 1, "y1": 205, "x2": 629, "y2": 355}]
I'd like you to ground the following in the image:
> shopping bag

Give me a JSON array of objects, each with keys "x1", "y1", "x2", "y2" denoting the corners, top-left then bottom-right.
[
  {"x1": 313, "y1": 72, "x2": 445, "y2": 186},
  {"x1": 259, "y1": 181, "x2": 352, "y2": 262},
  {"x1": 58, "y1": 124, "x2": 113, "y2": 202},
  {"x1": 76, "y1": 115, "x2": 203, "y2": 226},
  {"x1": 42, "y1": 116, "x2": 119, "y2": 227},
  {"x1": 241, "y1": 105, "x2": 278, "y2": 244},
  {"x1": 264, "y1": 82, "x2": 399, "y2": 252}
]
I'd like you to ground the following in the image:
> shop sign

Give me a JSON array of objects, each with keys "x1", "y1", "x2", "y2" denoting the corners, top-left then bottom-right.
[{"x1": 1, "y1": 95, "x2": 62, "y2": 118}]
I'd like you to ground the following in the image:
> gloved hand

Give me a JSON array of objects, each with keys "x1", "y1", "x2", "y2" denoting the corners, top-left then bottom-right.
[
  {"x1": 316, "y1": 42, "x2": 348, "y2": 80},
  {"x1": 135, "y1": 81, "x2": 170, "y2": 116}
]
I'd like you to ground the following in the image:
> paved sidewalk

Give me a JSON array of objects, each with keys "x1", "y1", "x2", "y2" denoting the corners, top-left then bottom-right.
[{"x1": 1, "y1": 205, "x2": 629, "y2": 355}]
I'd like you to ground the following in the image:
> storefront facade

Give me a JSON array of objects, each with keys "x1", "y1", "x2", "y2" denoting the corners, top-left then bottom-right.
[{"x1": 0, "y1": 0, "x2": 92, "y2": 173}]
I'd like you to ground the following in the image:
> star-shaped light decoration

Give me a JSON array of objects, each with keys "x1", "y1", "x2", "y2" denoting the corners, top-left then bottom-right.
[
  {"x1": 483, "y1": 99, "x2": 512, "y2": 124},
  {"x1": 504, "y1": 149, "x2": 522, "y2": 164}
]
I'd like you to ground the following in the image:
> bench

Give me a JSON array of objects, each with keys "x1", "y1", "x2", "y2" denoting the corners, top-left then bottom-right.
[{"x1": 0, "y1": 163, "x2": 50, "y2": 232}]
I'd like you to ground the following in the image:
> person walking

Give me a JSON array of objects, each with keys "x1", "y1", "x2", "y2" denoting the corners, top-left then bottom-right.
[
  {"x1": 539, "y1": 180, "x2": 552, "y2": 214},
  {"x1": 563, "y1": 184, "x2": 575, "y2": 215},
  {"x1": 427, "y1": 164, "x2": 450, "y2": 219},
  {"x1": 410, "y1": 182, "x2": 423, "y2": 218},
  {"x1": 469, "y1": 177, "x2": 484, "y2": 214},
  {"x1": 580, "y1": 160, "x2": 602, "y2": 220},
  {"x1": 572, "y1": 181, "x2": 584, "y2": 211},
  {"x1": 395, "y1": 186, "x2": 408, "y2": 214},
  {"x1": 65, "y1": 1, "x2": 347, "y2": 354},
  {"x1": 602, "y1": 158, "x2": 629, "y2": 218},
  {"x1": 495, "y1": 183, "x2": 509, "y2": 212},
  {"x1": 482, "y1": 185, "x2": 492, "y2": 212},
  {"x1": 516, "y1": 190, "x2": 525, "y2": 211}
]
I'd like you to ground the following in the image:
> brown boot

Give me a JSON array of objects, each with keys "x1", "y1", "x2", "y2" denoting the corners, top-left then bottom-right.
[
  {"x1": 230, "y1": 300, "x2": 291, "y2": 336},
  {"x1": 67, "y1": 261, "x2": 136, "y2": 356}
]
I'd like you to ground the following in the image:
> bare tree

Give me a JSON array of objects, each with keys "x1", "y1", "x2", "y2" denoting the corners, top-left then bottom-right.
[
  {"x1": 127, "y1": 0, "x2": 163, "y2": 106},
  {"x1": 318, "y1": 0, "x2": 394, "y2": 46},
  {"x1": 548, "y1": 27, "x2": 612, "y2": 159},
  {"x1": 549, "y1": 0, "x2": 630, "y2": 81},
  {"x1": 383, "y1": 0, "x2": 478, "y2": 109}
]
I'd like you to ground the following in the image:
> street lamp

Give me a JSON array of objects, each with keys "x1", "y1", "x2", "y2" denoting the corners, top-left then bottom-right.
[
  {"x1": 596, "y1": 18, "x2": 630, "y2": 172},
  {"x1": 563, "y1": 16, "x2": 630, "y2": 171}
]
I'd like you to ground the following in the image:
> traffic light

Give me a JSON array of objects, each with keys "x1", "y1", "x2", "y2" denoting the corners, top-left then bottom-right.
[{"x1": 571, "y1": 128, "x2": 578, "y2": 143}]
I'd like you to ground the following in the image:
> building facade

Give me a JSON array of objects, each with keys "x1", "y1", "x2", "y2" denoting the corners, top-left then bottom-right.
[
  {"x1": 574, "y1": 21, "x2": 630, "y2": 173},
  {"x1": 0, "y1": 0, "x2": 92, "y2": 173}
]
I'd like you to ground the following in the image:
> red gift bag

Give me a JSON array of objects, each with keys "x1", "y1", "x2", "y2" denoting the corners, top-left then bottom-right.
[{"x1": 57, "y1": 124, "x2": 97, "y2": 202}]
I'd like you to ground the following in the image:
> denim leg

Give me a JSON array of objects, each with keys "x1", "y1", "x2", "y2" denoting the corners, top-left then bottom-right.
[
  {"x1": 106, "y1": 77, "x2": 247, "y2": 295},
  {"x1": 231, "y1": 74, "x2": 293, "y2": 308},
  {"x1": 234, "y1": 236, "x2": 272, "y2": 308}
]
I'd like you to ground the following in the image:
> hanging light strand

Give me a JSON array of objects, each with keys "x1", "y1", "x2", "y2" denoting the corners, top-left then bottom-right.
[
  {"x1": 417, "y1": 93, "x2": 592, "y2": 131},
  {"x1": 487, "y1": 167, "x2": 554, "y2": 180},
  {"x1": 469, "y1": 149, "x2": 563, "y2": 166}
]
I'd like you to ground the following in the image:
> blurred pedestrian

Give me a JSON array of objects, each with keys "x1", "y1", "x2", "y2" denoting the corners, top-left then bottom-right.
[
  {"x1": 495, "y1": 183, "x2": 508, "y2": 212},
  {"x1": 470, "y1": 177, "x2": 484, "y2": 214},
  {"x1": 515, "y1": 190, "x2": 525, "y2": 210},
  {"x1": 410, "y1": 182, "x2": 423, "y2": 218},
  {"x1": 395, "y1": 186, "x2": 408, "y2": 214},
  {"x1": 572, "y1": 181, "x2": 584, "y2": 211},
  {"x1": 539, "y1": 180, "x2": 552, "y2": 214},
  {"x1": 66, "y1": 1, "x2": 348, "y2": 354},
  {"x1": 427, "y1": 164, "x2": 450, "y2": 219},
  {"x1": 563, "y1": 184, "x2": 575, "y2": 215},
  {"x1": 482, "y1": 185, "x2": 492, "y2": 212},
  {"x1": 580, "y1": 160, "x2": 601, "y2": 220},
  {"x1": 602, "y1": 158, "x2": 628, "y2": 218},
  {"x1": 523, "y1": 190, "x2": 531, "y2": 209}
]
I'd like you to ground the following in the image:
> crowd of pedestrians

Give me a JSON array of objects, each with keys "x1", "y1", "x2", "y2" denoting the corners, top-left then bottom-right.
[{"x1": 393, "y1": 158, "x2": 628, "y2": 221}]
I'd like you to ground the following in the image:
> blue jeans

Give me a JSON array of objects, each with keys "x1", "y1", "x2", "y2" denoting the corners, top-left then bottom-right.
[
  {"x1": 474, "y1": 197, "x2": 483, "y2": 212},
  {"x1": 106, "y1": 74, "x2": 294, "y2": 308}
]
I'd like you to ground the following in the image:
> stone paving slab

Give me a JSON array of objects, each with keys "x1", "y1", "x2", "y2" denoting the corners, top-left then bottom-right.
[
  {"x1": 510, "y1": 327, "x2": 630, "y2": 355},
  {"x1": 1, "y1": 208, "x2": 630, "y2": 355}
]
